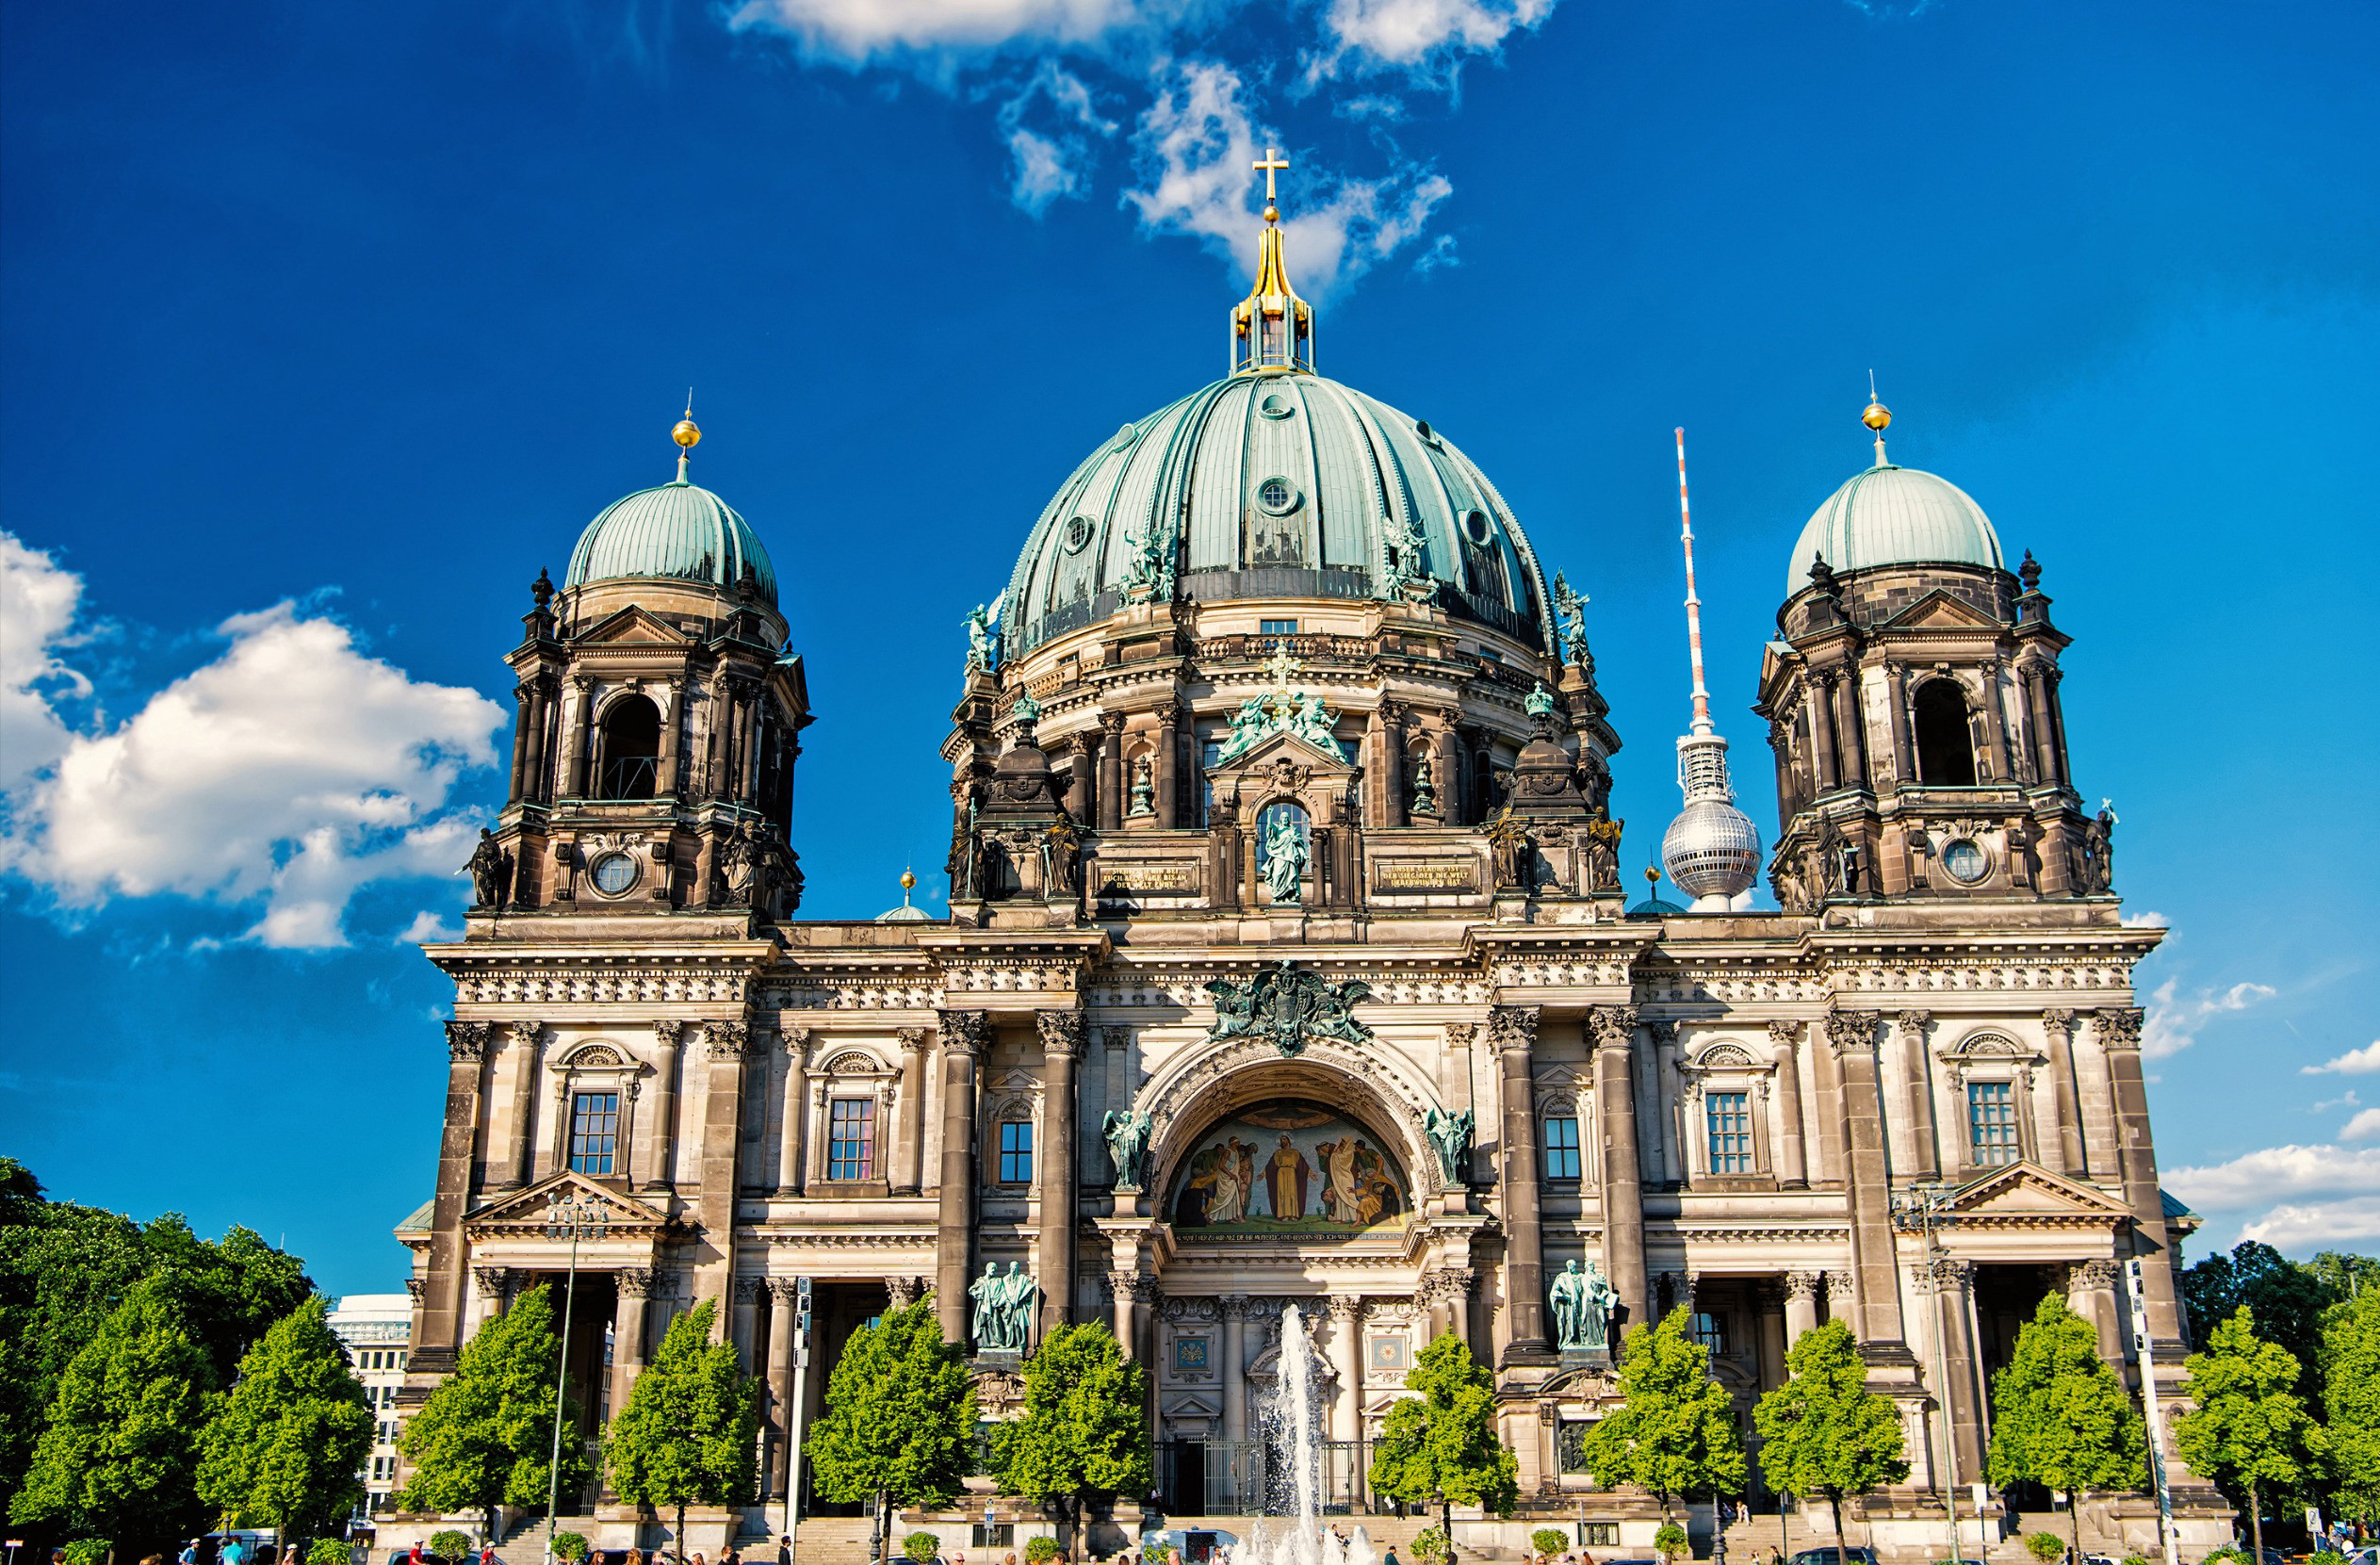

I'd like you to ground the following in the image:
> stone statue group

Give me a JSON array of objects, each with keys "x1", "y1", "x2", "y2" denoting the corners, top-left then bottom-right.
[
  {"x1": 1548, "y1": 1258, "x2": 1620, "y2": 1353},
  {"x1": 969, "y1": 1261, "x2": 1038, "y2": 1354}
]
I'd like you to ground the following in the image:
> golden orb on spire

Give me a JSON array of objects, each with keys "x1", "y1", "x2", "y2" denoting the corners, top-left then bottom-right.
[
  {"x1": 673, "y1": 416, "x2": 702, "y2": 450},
  {"x1": 1862, "y1": 399, "x2": 1891, "y2": 432},
  {"x1": 1263, "y1": 203, "x2": 1280, "y2": 224},
  {"x1": 900, "y1": 868, "x2": 917, "y2": 892}
]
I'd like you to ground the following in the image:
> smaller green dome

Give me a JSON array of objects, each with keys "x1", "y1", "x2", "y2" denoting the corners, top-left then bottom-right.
[
  {"x1": 1785, "y1": 464, "x2": 2002, "y2": 595},
  {"x1": 566, "y1": 479, "x2": 777, "y2": 608}
]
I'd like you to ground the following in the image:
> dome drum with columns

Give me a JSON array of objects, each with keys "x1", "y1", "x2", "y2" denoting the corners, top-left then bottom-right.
[{"x1": 395, "y1": 170, "x2": 2224, "y2": 1557}]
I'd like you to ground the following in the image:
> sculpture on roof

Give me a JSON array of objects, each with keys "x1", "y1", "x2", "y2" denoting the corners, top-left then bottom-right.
[
  {"x1": 1553, "y1": 571, "x2": 1589, "y2": 666},
  {"x1": 466, "y1": 829, "x2": 512, "y2": 912},
  {"x1": 964, "y1": 601, "x2": 997, "y2": 677}
]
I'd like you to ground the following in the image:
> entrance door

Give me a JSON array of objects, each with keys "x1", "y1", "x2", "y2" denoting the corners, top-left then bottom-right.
[{"x1": 1162, "y1": 1438, "x2": 1209, "y2": 1515}]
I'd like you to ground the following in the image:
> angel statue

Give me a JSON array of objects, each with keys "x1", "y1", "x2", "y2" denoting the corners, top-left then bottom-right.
[
  {"x1": 1552, "y1": 572, "x2": 1589, "y2": 667},
  {"x1": 964, "y1": 600, "x2": 998, "y2": 677}
]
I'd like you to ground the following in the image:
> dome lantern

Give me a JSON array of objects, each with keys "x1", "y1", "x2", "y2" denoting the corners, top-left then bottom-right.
[{"x1": 1231, "y1": 147, "x2": 1314, "y2": 377}]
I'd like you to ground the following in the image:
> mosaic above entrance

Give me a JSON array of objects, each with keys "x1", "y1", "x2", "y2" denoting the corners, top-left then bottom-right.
[{"x1": 1169, "y1": 1100, "x2": 1408, "y2": 1238}]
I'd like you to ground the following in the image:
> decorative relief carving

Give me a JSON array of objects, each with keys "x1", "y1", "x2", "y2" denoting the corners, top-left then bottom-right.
[
  {"x1": 1206, "y1": 960, "x2": 1375, "y2": 1058},
  {"x1": 1586, "y1": 1005, "x2": 1639, "y2": 1051},
  {"x1": 1823, "y1": 1009, "x2": 1880, "y2": 1054},
  {"x1": 823, "y1": 1051, "x2": 881, "y2": 1075},
  {"x1": 1036, "y1": 1010, "x2": 1087, "y2": 1057},
  {"x1": 937, "y1": 1010, "x2": 990, "y2": 1056},
  {"x1": 446, "y1": 1020, "x2": 493, "y2": 1062}
]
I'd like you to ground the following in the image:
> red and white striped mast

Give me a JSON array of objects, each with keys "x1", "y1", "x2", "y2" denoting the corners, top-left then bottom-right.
[{"x1": 1659, "y1": 427, "x2": 1762, "y2": 910}]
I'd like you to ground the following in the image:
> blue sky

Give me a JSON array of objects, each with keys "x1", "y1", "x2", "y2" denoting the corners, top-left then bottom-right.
[{"x1": 2, "y1": 0, "x2": 2373, "y2": 1294}]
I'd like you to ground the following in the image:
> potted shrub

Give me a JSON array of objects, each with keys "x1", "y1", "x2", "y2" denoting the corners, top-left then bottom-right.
[
  {"x1": 1532, "y1": 1531, "x2": 1569, "y2": 1561},
  {"x1": 1026, "y1": 1539, "x2": 1061, "y2": 1564},
  {"x1": 906, "y1": 1535, "x2": 943, "y2": 1565},
  {"x1": 1654, "y1": 1523, "x2": 1688, "y2": 1565}
]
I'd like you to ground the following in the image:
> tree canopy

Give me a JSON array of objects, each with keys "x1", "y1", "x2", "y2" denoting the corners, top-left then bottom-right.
[
  {"x1": 989, "y1": 1322, "x2": 1152, "y2": 1544},
  {"x1": 2175, "y1": 1306, "x2": 2329, "y2": 1564},
  {"x1": 605, "y1": 1298, "x2": 759, "y2": 1552},
  {"x1": 2323, "y1": 1283, "x2": 2380, "y2": 1527},
  {"x1": 809, "y1": 1298, "x2": 976, "y2": 1512},
  {"x1": 1367, "y1": 1333, "x2": 1520, "y2": 1552},
  {"x1": 197, "y1": 1296, "x2": 375, "y2": 1541},
  {"x1": 396, "y1": 1283, "x2": 591, "y2": 1539},
  {"x1": 8, "y1": 1274, "x2": 216, "y2": 1552},
  {"x1": 1752, "y1": 1317, "x2": 1909, "y2": 1564},
  {"x1": 1582, "y1": 1307, "x2": 1746, "y2": 1520},
  {"x1": 2182, "y1": 1243, "x2": 2338, "y2": 1404},
  {"x1": 1986, "y1": 1296, "x2": 2145, "y2": 1562}
]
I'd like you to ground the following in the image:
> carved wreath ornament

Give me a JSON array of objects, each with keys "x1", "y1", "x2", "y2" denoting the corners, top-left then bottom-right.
[{"x1": 1205, "y1": 958, "x2": 1374, "y2": 1058}]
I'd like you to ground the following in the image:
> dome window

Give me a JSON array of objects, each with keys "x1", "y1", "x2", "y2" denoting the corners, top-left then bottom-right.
[
  {"x1": 1460, "y1": 508, "x2": 1495, "y2": 546},
  {"x1": 1256, "y1": 477, "x2": 1301, "y2": 515},
  {"x1": 588, "y1": 852, "x2": 640, "y2": 897},
  {"x1": 1259, "y1": 393, "x2": 1296, "y2": 419},
  {"x1": 1062, "y1": 515, "x2": 1095, "y2": 554}
]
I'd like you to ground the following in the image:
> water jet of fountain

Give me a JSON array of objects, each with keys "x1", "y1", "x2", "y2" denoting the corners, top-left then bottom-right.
[{"x1": 1239, "y1": 1304, "x2": 1375, "y2": 1565}]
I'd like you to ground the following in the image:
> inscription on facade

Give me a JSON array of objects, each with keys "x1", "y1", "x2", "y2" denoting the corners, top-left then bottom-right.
[
  {"x1": 1101, "y1": 863, "x2": 1200, "y2": 893},
  {"x1": 1373, "y1": 859, "x2": 1476, "y2": 892}
]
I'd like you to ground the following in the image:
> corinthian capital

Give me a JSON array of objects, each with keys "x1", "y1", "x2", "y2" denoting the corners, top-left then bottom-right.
[
  {"x1": 1767, "y1": 1019, "x2": 1803, "y2": 1050},
  {"x1": 2041, "y1": 1008, "x2": 2078, "y2": 1040},
  {"x1": 2096, "y1": 1008, "x2": 2146, "y2": 1051},
  {"x1": 1586, "y1": 1005, "x2": 1639, "y2": 1052},
  {"x1": 445, "y1": 1020, "x2": 493, "y2": 1062},
  {"x1": 937, "y1": 1010, "x2": 990, "y2": 1057},
  {"x1": 1488, "y1": 1005, "x2": 1540, "y2": 1057},
  {"x1": 506, "y1": 1019, "x2": 544, "y2": 1053},
  {"x1": 1823, "y1": 1008, "x2": 1880, "y2": 1054},
  {"x1": 1035, "y1": 1010, "x2": 1086, "y2": 1058},
  {"x1": 706, "y1": 1019, "x2": 753, "y2": 1060}
]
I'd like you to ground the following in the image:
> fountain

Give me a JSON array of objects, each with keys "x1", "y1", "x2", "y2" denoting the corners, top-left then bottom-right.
[{"x1": 1234, "y1": 1304, "x2": 1378, "y2": 1565}]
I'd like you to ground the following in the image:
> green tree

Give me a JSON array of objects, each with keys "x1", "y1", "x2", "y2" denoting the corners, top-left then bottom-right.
[
  {"x1": 8, "y1": 1275, "x2": 215, "y2": 1558},
  {"x1": 2320, "y1": 1283, "x2": 2380, "y2": 1528},
  {"x1": 905, "y1": 1533, "x2": 943, "y2": 1564},
  {"x1": 196, "y1": 1296, "x2": 375, "y2": 1547},
  {"x1": 1985, "y1": 1296, "x2": 2146, "y2": 1565},
  {"x1": 1530, "y1": 1528, "x2": 1569, "y2": 1557},
  {"x1": 1367, "y1": 1332, "x2": 1520, "y2": 1556},
  {"x1": 2175, "y1": 1307, "x2": 2330, "y2": 1563},
  {"x1": 396, "y1": 1283, "x2": 590, "y2": 1541},
  {"x1": 989, "y1": 1322, "x2": 1152, "y2": 1553},
  {"x1": 1752, "y1": 1320, "x2": 1908, "y2": 1565},
  {"x1": 604, "y1": 1299, "x2": 759, "y2": 1554},
  {"x1": 2183, "y1": 1243, "x2": 2335, "y2": 1402},
  {"x1": 809, "y1": 1298, "x2": 976, "y2": 1553},
  {"x1": 1582, "y1": 1308, "x2": 1746, "y2": 1524}
]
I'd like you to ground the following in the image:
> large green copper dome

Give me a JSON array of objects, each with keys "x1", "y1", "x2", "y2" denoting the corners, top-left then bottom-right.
[
  {"x1": 565, "y1": 478, "x2": 778, "y2": 608},
  {"x1": 1002, "y1": 371, "x2": 1552, "y2": 658}
]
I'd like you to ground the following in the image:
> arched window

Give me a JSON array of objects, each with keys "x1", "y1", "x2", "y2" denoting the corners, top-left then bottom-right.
[
  {"x1": 1912, "y1": 679, "x2": 1978, "y2": 787},
  {"x1": 597, "y1": 695, "x2": 660, "y2": 800}
]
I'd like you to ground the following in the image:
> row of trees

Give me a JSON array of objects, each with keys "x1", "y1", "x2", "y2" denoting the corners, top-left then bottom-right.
[{"x1": 0, "y1": 1160, "x2": 374, "y2": 1557}]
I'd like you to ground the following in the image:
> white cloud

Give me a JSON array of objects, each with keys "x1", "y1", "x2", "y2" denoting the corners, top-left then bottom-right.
[
  {"x1": 397, "y1": 908, "x2": 463, "y2": 945},
  {"x1": 2119, "y1": 909, "x2": 2169, "y2": 929},
  {"x1": 2343, "y1": 1108, "x2": 2380, "y2": 1143},
  {"x1": 0, "y1": 534, "x2": 91, "y2": 792},
  {"x1": 2241, "y1": 1196, "x2": 2380, "y2": 1252},
  {"x1": 2303, "y1": 1039, "x2": 2380, "y2": 1075},
  {"x1": 0, "y1": 539, "x2": 506, "y2": 950},
  {"x1": 2163, "y1": 1142, "x2": 2380, "y2": 1212},
  {"x1": 2141, "y1": 974, "x2": 2277, "y2": 1059},
  {"x1": 1309, "y1": 0, "x2": 1555, "y2": 80},
  {"x1": 996, "y1": 61, "x2": 1117, "y2": 214},
  {"x1": 726, "y1": 0, "x2": 1159, "y2": 62},
  {"x1": 2312, "y1": 1088, "x2": 2362, "y2": 1114},
  {"x1": 1125, "y1": 59, "x2": 1453, "y2": 300}
]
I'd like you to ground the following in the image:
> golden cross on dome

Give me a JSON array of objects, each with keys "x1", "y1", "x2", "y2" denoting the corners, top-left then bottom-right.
[
  {"x1": 1264, "y1": 643, "x2": 1298, "y2": 697},
  {"x1": 1253, "y1": 146, "x2": 1290, "y2": 206}
]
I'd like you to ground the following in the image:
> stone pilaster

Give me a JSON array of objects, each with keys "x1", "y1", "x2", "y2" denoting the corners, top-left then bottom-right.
[
  {"x1": 1823, "y1": 1007, "x2": 1911, "y2": 1357},
  {"x1": 2042, "y1": 1009, "x2": 2087, "y2": 1178},
  {"x1": 935, "y1": 1010, "x2": 987, "y2": 1345},
  {"x1": 416, "y1": 1020, "x2": 492, "y2": 1372},
  {"x1": 1492, "y1": 1005, "x2": 1553, "y2": 1361},
  {"x1": 1589, "y1": 1004, "x2": 1648, "y2": 1328},
  {"x1": 644, "y1": 1019, "x2": 684, "y2": 1193},
  {"x1": 695, "y1": 1019, "x2": 754, "y2": 1336},
  {"x1": 1768, "y1": 1020, "x2": 1809, "y2": 1187},
  {"x1": 498, "y1": 1020, "x2": 543, "y2": 1189},
  {"x1": 1035, "y1": 1009, "x2": 1084, "y2": 1341}
]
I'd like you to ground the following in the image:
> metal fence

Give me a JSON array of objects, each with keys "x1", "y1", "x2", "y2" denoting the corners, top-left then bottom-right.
[{"x1": 1161, "y1": 1439, "x2": 1373, "y2": 1518}]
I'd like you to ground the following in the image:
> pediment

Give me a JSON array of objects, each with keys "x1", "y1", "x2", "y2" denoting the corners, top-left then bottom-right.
[
  {"x1": 1944, "y1": 1163, "x2": 2130, "y2": 1227},
  {"x1": 1161, "y1": 1393, "x2": 1221, "y2": 1422},
  {"x1": 465, "y1": 1170, "x2": 675, "y2": 1234},
  {"x1": 575, "y1": 604, "x2": 694, "y2": 646},
  {"x1": 1880, "y1": 589, "x2": 2002, "y2": 631},
  {"x1": 1210, "y1": 725, "x2": 1356, "y2": 776}
]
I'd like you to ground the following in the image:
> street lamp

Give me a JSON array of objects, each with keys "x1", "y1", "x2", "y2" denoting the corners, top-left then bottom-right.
[
  {"x1": 543, "y1": 1189, "x2": 610, "y2": 1565},
  {"x1": 1890, "y1": 1184, "x2": 1965, "y2": 1565}
]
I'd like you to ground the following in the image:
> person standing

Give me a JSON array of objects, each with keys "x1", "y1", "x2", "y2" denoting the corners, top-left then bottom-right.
[{"x1": 779, "y1": 1541, "x2": 794, "y2": 1565}]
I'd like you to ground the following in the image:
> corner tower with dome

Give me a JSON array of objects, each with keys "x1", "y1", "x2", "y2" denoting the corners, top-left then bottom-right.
[{"x1": 392, "y1": 178, "x2": 2227, "y2": 1560}]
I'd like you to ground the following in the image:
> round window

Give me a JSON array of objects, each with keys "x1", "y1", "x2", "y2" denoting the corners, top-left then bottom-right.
[
  {"x1": 1460, "y1": 508, "x2": 1495, "y2": 546},
  {"x1": 1941, "y1": 839, "x2": 1989, "y2": 885},
  {"x1": 1062, "y1": 514, "x2": 1095, "y2": 554},
  {"x1": 1259, "y1": 392, "x2": 1295, "y2": 419},
  {"x1": 1256, "y1": 477, "x2": 1300, "y2": 514},
  {"x1": 589, "y1": 852, "x2": 639, "y2": 896}
]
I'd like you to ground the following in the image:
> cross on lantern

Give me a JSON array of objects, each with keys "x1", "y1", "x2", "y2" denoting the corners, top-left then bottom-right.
[{"x1": 1253, "y1": 145, "x2": 1290, "y2": 204}]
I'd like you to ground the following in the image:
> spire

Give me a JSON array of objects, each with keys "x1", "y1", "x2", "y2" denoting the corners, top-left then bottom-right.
[
  {"x1": 1863, "y1": 371, "x2": 1892, "y2": 467},
  {"x1": 672, "y1": 391, "x2": 701, "y2": 484},
  {"x1": 1661, "y1": 428, "x2": 1762, "y2": 910},
  {"x1": 1231, "y1": 146, "x2": 1314, "y2": 376}
]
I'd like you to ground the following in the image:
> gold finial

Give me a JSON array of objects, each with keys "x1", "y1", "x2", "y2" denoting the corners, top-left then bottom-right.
[
  {"x1": 1254, "y1": 146, "x2": 1290, "y2": 211},
  {"x1": 671, "y1": 392, "x2": 701, "y2": 482},
  {"x1": 899, "y1": 867, "x2": 917, "y2": 909},
  {"x1": 1644, "y1": 865, "x2": 1660, "y2": 887},
  {"x1": 1862, "y1": 372, "x2": 1891, "y2": 465}
]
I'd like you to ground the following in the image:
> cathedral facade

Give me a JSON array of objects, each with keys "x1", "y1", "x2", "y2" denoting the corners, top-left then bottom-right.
[{"x1": 398, "y1": 199, "x2": 2225, "y2": 1554}]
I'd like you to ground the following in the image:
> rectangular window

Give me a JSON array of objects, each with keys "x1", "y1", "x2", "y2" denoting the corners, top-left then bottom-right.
[
  {"x1": 827, "y1": 1098, "x2": 876, "y2": 1182},
  {"x1": 1705, "y1": 1090, "x2": 1753, "y2": 1174},
  {"x1": 1689, "y1": 1312, "x2": 1727, "y2": 1354},
  {"x1": 1259, "y1": 619, "x2": 1299, "y2": 640},
  {"x1": 999, "y1": 1119, "x2": 1035, "y2": 1183},
  {"x1": 1578, "y1": 1524, "x2": 1618, "y2": 1547},
  {"x1": 1198, "y1": 739, "x2": 1224, "y2": 826},
  {"x1": 568, "y1": 1091, "x2": 619, "y2": 1175},
  {"x1": 1542, "y1": 1116, "x2": 1581, "y2": 1181},
  {"x1": 1969, "y1": 1081, "x2": 2019, "y2": 1166}
]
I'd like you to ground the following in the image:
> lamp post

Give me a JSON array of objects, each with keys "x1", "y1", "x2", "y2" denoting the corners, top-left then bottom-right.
[
  {"x1": 1891, "y1": 1184, "x2": 1964, "y2": 1565},
  {"x1": 543, "y1": 1189, "x2": 610, "y2": 1565}
]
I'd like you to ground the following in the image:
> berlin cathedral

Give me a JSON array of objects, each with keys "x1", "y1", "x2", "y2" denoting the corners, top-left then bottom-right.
[{"x1": 396, "y1": 181, "x2": 2225, "y2": 1556}]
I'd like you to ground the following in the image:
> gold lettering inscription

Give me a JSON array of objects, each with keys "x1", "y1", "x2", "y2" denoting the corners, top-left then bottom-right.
[
  {"x1": 1103, "y1": 864, "x2": 1198, "y2": 892},
  {"x1": 1377, "y1": 861, "x2": 1473, "y2": 890}
]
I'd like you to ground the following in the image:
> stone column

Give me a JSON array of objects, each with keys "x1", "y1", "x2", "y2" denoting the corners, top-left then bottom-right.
[
  {"x1": 1979, "y1": 662, "x2": 2013, "y2": 783},
  {"x1": 733, "y1": 1275, "x2": 766, "y2": 1371},
  {"x1": 1432, "y1": 717, "x2": 1459, "y2": 824},
  {"x1": 2023, "y1": 664, "x2": 2063, "y2": 787},
  {"x1": 1109, "y1": 1270, "x2": 1137, "y2": 1350},
  {"x1": 498, "y1": 1020, "x2": 543, "y2": 1189},
  {"x1": 1035, "y1": 1011, "x2": 1084, "y2": 1341},
  {"x1": 1654, "y1": 1021, "x2": 1685, "y2": 1185},
  {"x1": 417, "y1": 1021, "x2": 492, "y2": 1370},
  {"x1": 2042, "y1": 1009, "x2": 2087, "y2": 1179},
  {"x1": 561, "y1": 677, "x2": 594, "y2": 798},
  {"x1": 1099, "y1": 713, "x2": 1125, "y2": 833},
  {"x1": 1807, "y1": 677, "x2": 1840, "y2": 792},
  {"x1": 1154, "y1": 705, "x2": 1181, "y2": 828},
  {"x1": 2067, "y1": 1259, "x2": 2125, "y2": 1365},
  {"x1": 1379, "y1": 700, "x2": 1407, "y2": 828},
  {"x1": 1832, "y1": 667, "x2": 1869, "y2": 788},
  {"x1": 644, "y1": 1020, "x2": 684, "y2": 1193},
  {"x1": 935, "y1": 1011, "x2": 987, "y2": 1345},
  {"x1": 611, "y1": 1268, "x2": 655, "y2": 1419},
  {"x1": 508, "y1": 681, "x2": 536, "y2": 805},
  {"x1": 1768, "y1": 1021, "x2": 1809, "y2": 1188},
  {"x1": 895, "y1": 1026, "x2": 927, "y2": 1195},
  {"x1": 1492, "y1": 1006, "x2": 1553, "y2": 1361},
  {"x1": 2099, "y1": 1010, "x2": 2188, "y2": 1346},
  {"x1": 1824, "y1": 1008, "x2": 1909, "y2": 1352},
  {"x1": 1882, "y1": 661, "x2": 1914, "y2": 788},
  {"x1": 1443, "y1": 1268, "x2": 1476, "y2": 1350},
  {"x1": 1921, "y1": 1259, "x2": 1986, "y2": 1481},
  {"x1": 697, "y1": 1022, "x2": 755, "y2": 1333},
  {"x1": 1754, "y1": 1281, "x2": 1790, "y2": 1392},
  {"x1": 470, "y1": 1265, "x2": 513, "y2": 1337},
  {"x1": 657, "y1": 681, "x2": 683, "y2": 795},
  {"x1": 766, "y1": 1278, "x2": 800, "y2": 1499},
  {"x1": 1329, "y1": 1296, "x2": 1364, "y2": 1443},
  {"x1": 1897, "y1": 1010, "x2": 1938, "y2": 1180},
  {"x1": 1220, "y1": 1296, "x2": 1250, "y2": 1445},
  {"x1": 777, "y1": 1027, "x2": 810, "y2": 1195},
  {"x1": 1782, "y1": 1271, "x2": 1821, "y2": 1346},
  {"x1": 1589, "y1": 1006, "x2": 1649, "y2": 1328}
]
